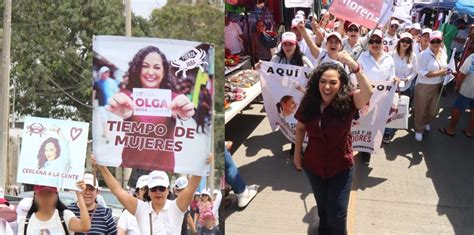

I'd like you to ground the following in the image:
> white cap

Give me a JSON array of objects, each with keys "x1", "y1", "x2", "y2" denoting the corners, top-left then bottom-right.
[
  {"x1": 430, "y1": 30, "x2": 443, "y2": 41},
  {"x1": 333, "y1": 21, "x2": 340, "y2": 28},
  {"x1": 194, "y1": 191, "x2": 201, "y2": 196},
  {"x1": 0, "y1": 187, "x2": 4, "y2": 198},
  {"x1": 174, "y1": 176, "x2": 189, "y2": 190},
  {"x1": 99, "y1": 66, "x2": 110, "y2": 75},
  {"x1": 136, "y1": 175, "x2": 149, "y2": 189},
  {"x1": 291, "y1": 18, "x2": 303, "y2": 28},
  {"x1": 294, "y1": 14, "x2": 304, "y2": 22},
  {"x1": 296, "y1": 10, "x2": 305, "y2": 16},
  {"x1": 412, "y1": 23, "x2": 421, "y2": 30},
  {"x1": 422, "y1": 28, "x2": 432, "y2": 35},
  {"x1": 400, "y1": 32, "x2": 413, "y2": 40},
  {"x1": 370, "y1": 29, "x2": 384, "y2": 39},
  {"x1": 320, "y1": 9, "x2": 327, "y2": 15},
  {"x1": 390, "y1": 19, "x2": 400, "y2": 26},
  {"x1": 16, "y1": 197, "x2": 33, "y2": 222},
  {"x1": 201, "y1": 189, "x2": 211, "y2": 196},
  {"x1": 348, "y1": 23, "x2": 359, "y2": 29},
  {"x1": 281, "y1": 32, "x2": 297, "y2": 44},
  {"x1": 326, "y1": 32, "x2": 342, "y2": 42},
  {"x1": 84, "y1": 173, "x2": 99, "y2": 189},
  {"x1": 404, "y1": 22, "x2": 413, "y2": 29},
  {"x1": 148, "y1": 171, "x2": 170, "y2": 188}
]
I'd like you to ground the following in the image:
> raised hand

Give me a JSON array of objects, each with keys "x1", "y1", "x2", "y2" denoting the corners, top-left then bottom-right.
[
  {"x1": 170, "y1": 94, "x2": 195, "y2": 120},
  {"x1": 106, "y1": 93, "x2": 134, "y2": 119}
]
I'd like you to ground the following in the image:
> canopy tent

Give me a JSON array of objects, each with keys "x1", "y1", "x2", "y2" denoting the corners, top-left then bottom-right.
[{"x1": 455, "y1": 0, "x2": 474, "y2": 16}]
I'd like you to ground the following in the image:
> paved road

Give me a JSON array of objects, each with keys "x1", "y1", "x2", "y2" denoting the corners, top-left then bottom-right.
[{"x1": 224, "y1": 90, "x2": 474, "y2": 235}]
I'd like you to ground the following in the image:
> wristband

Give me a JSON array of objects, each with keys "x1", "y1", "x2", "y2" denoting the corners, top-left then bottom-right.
[{"x1": 351, "y1": 63, "x2": 360, "y2": 74}]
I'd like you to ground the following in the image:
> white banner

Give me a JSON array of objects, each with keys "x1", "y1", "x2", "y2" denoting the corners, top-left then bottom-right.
[
  {"x1": 259, "y1": 62, "x2": 312, "y2": 144},
  {"x1": 17, "y1": 117, "x2": 89, "y2": 190},
  {"x1": 351, "y1": 80, "x2": 396, "y2": 153},
  {"x1": 285, "y1": 0, "x2": 312, "y2": 8}
]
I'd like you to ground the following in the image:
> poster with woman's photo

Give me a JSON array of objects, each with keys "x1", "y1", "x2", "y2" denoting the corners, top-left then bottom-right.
[
  {"x1": 259, "y1": 61, "x2": 311, "y2": 144},
  {"x1": 92, "y1": 36, "x2": 213, "y2": 176},
  {"x1": 16, "y1": 117, "x2": 89, "y2": 190}
]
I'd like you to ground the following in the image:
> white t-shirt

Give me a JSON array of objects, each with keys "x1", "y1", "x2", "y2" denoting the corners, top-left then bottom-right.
[
  {"x1": 134, "y1": 200, "x2": 185, "y2": 235},
  {"x1": 459, "y1": 54, "x2": 474, "y2": 99},
  {"x1": 18, "y1": 209, "x2": 76, "y2": 235},
  {"x1": 383, "y1": 33, "x2": 398, "y2": 53},
  {"x1": 342, "y1": 37, "x2": 365, "y2": 59},
  {"x1": 297, "y1": 36, "x2": 317, "y2": 67},
  {"x1": 392, "y1": 51, "x2": 418, "y2": 92},
  {"x1": 357, "y1": 51, "x2": 396, "y2": 82},
  {"x1": 417, "y1": 48, "x2": 448, "y2": 85},
  {"x1": 224, "y1": 22, "x2": 243, "y2": 54},
  {"x1": 413, "y1": 42, "x2": 428, "y2": 58},
  {"x1": 451, "y1": 29, "x2": 469, "y2": 52},
  {"x1": 117, "y1": 209, "x2": 140, "y2": 235},
  {"x1": 1, "y1": 218, "x2": 14, "y2": 235}
]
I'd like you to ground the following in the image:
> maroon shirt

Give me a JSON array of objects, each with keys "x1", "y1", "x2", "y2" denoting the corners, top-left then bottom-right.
[
  {"x1": 295, "y1": 95, "x2": 358, "y2": 179},
  {"x1": 120, "y1": 90, "x2": 179, "y2": 172}
]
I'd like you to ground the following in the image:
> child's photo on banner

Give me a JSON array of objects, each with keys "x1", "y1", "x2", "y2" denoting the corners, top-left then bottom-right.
[{"x1": 92, "y1": 36, "x2": 213, "y2": 176}]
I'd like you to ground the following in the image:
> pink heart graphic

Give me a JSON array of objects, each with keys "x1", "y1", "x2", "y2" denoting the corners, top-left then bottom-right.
[{"x1": 70, "y1": 127, "x2": 83, "y2": 141}]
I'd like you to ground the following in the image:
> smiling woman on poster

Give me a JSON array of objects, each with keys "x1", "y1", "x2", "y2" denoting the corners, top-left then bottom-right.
[{"x1": 106, "y1": 46, "x2": 195, "y2": 171}]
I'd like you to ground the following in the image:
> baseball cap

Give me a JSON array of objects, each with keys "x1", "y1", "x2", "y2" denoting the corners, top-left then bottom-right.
[
  {"x1": 84, "y1": 173, "x2": 99, "y2": 189},
  {"x1": 174, "y1": 176, "x2": 188, "y2": 190},
  {"x1": 201, "y1": 189, "x2": 211, "y2": 196},
  {"x1": 422, "y1": 28, "x2": 432, "y2": 35},
  {"x1": 136, "y1": 175, "x2": 150, "y2": 189},
  {"x1": 370, "y1": 29, "x2": 384, "y2": 39},
  {"x1": 202, "y1": 210, "x2": 214, "y2": 220},
  {"x1": 281, "y1": 32, "x2": 297, "y2": 44},
  {"x1": 348, "y1": 23, "x2": 359, "y2": 29},
  {"x1": 148, "y1": 171, "x2": 170, "y2": 188},
  {"x1": 34, "y1": 185, "x2": 58, "y2": 193},
  {"x1": 194, "y1": 191, "x2": 201, "y2": 196},
  {"x1": 404, "y1": 22, "x2": 413, "y2": 30},
  {"x1": 99, "y1": 66, "x2": 110, "y2": 75},
  {"x1": 430, "y1": 31, "x2": 443, "y2": 41},
  {"x1": 294, "y1": 14, "x2": 304, "y2": 22},
  {"x1": 400, "y1": 32, "x2": 413, "y2": 40},
  {"x1": 16, "y1": 197, "x2": 33, "y2": 221},
  {"x1": 320, "y1": 9, "x2": 327, "y2": 15},
  {"x1": 291, "y1": 18, "x2": 303, "y2": 28},
  {"x1": 412, "y1": 23, "x2": 421, "y2": 30},
  {"x1": 390, "y1": 20, "x2": 400, "y2": 26},
  {"x1": 325, "y1": 32, "x2": 342, "y2": 43},
  {"x1": 296, "y1": 10, "x2": 305, "y2": 16}
]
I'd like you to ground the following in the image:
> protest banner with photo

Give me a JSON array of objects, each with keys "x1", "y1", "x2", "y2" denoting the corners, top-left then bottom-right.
[
  {"x1": 92, "y1": 36, "x2": 213, "y2": 176},
  {"x1": 259, "y1": 61, "x2": 312, "y2": 144},
  {"x1": 351, "y1": 80, "x2": 396, "y2": 153},
  {"x1": 329, "y1": 0, "x2": 394, "y2": 29},
  {"x1": 17, "y1": 117, "x2": 89, "y2": 190}
]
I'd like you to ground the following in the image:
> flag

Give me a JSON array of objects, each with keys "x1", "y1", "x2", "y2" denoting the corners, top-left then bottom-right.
[
  {"x1": 328, "y1": 0, "x2": 394, "y2": 29},
  {"x1": 444, "y1": 48, "x2": 457, "y2": 85}
]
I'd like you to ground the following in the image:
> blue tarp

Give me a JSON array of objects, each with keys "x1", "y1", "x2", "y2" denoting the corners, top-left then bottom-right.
[{"x1": 455, "y1": 0, "x2": 474, "y2": 16}]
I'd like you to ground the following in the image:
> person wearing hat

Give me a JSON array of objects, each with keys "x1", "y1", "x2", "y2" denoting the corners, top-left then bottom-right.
[
  {"x1": 197, "y1": 189, "x2": 213, "y2": 228},
  {"x1": 414, "y1": 30, "x2": 448, "y2": 142},
  {"x1": 383, "y1": 32, "x2": 418, "y2": 143},
  {"x1": 18, "y1": 183, "x2": 91, "y2": 234},
  {"x1": 288, "y1": 18, "x2": 318, "y2": 65},
  {"x1": 93, "y1": 65, "x2": 119, "y2": 143},
  {"x1": 171, "y1": 176, "x2": 198, "y2": 235},
  {"x1": 357, "y1": 28, "x2": 396, "y2": 164},
  {"x1": 383, "y1": 19, "x2": 400, "y2": 52},
  {"x1": 197, "y1": 211, "x2": 220, "y2": 235},
  {"x1": 414, "y1": 28, "x2": 432, "y2": 57},
  {"x1": 67, "y1": 173, "x2": 117, "y2": 235},
  {"x1": 117, "y1": 175, "x2": 149, "y2": 235},
  {"x1": 251, "y1": 20, "x2": 273, "y2": 63},
  {"x1": 269, "y1": 31, "x2": 313, "y2": 68},
  {"x1": 96, "y1": 153, "x2": 211, "y2": 235},
  {"x1": 342, "y1": 23, "x2": 365, "y2": 60},
  {"x1": 404, "y1": 22, "x2": 413, "y2": 33}
]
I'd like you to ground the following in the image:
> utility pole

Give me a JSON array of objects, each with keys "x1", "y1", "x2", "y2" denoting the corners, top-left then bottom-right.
[{"x1": 0, "y1": 0, "x2": 12, "y2": 189}]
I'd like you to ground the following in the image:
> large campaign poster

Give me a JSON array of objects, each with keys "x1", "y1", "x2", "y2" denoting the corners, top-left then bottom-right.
[
  {"x1": 259, "y1": 62, "x2": 312, "y2": 145},
  {"x1": 92, "y1": 36, "x2": 213, "y2": 176},
  {"x1": 329, "y1": 0, "x2": 394, "y2": 29},
  {"x1": 17, "y1": 117, "x2": 89, "y2": 190},
  {"x1": 351, "y1": 80, "x2": 396, "y2": 153}
]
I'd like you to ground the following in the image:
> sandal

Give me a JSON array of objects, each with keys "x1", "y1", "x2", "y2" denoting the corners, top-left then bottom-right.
[
  {"x1": 463, "y1": 128, "x2": 472, "y2": 139},
  {"x1": 438, "y1": 128, "x2": 455, "y2": 137}
]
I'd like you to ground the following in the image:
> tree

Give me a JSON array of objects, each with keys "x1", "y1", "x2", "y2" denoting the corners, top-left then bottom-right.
[{"x1": 149, "y1": 1, "x2": 225, "y2": 176}]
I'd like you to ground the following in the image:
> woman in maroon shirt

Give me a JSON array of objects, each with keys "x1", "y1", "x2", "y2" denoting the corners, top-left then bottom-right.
[
  {"x1": 294, "y1": 51, "x2": 372, "y2": 234},
  {"x1": 107, "y1": 46, "x2": 195, "y2": 172}
]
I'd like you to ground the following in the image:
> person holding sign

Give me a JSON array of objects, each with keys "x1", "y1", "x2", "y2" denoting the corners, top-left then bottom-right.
[
  {"x1": 293, "y1": 59, "x2": 373, "y2": 234},
  {"x1": 106, "y1": 46, "x2": 195, "y2": 172},
  {"x1": 414, "y1": 31, "x2": 448, "y2": 142},
  {"x1": 18, "y1": 183, "x2": 91, "y2": 234},
  {"x1": 95, "y1": 154, "x2": 211, "y2": 235}
]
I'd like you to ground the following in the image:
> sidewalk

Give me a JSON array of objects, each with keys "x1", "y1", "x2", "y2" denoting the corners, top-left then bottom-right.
[{"x1": 224, "y1": 90, "x2": 474, "y2": 234}]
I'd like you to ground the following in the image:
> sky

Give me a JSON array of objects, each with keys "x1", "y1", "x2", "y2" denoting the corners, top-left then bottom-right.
[{"x1": 131, "y1": 0, "x2": 168, "y2": 19}]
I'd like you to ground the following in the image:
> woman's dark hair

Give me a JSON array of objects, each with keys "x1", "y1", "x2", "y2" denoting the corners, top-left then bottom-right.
[
  {"x1": 27, "y1": 193, "x2": 68, "y2": 216},
  {"x1": 37, "y1": 137, "x2": 61, "y2": 169},
  {"x1": 298, "y1": 63, "x2": 353, "y2": 123},
  {"x1": 396, "y1": 39, "x2": 413, "y2": 63},
  {"x1": 276, "y1": 95, "x2": 293, "y2": 113},
  {"x1": 135, "y1": 187, "x2": 151, "y2": 202},
  {"x1": 126, "y1": 46, "x2": 172, "y2": 91},
  {"x1": 276, "y1": 44, "x2": 305, "y2": 66}
]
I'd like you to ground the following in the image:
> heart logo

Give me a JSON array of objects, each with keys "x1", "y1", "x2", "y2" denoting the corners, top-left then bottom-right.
[{"x1": 70, "y1": 128, "x2": 83, "y2": 141}]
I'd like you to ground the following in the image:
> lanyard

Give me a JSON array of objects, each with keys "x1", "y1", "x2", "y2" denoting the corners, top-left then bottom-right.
[{"x1": 149, "y1": 212, "x2": 153, "y2": 235}]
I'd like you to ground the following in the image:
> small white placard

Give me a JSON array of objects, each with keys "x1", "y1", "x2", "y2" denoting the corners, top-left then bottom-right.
[{"x1": 133, "y1": 88, "x2": 172, "y2": 117}]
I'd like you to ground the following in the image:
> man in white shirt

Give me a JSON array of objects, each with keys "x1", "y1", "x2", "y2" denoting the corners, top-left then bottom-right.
[
  {"x1": 451, "y1": 19, "x2": 469, "y2": 61},
  {"x1": 383, "y1": 20, "x2": 400, "y2": 53},
  {"x1": 341, "y1": 23, "x2": 365, "y2": 59},
  {"x1": 225, "y1": 16, "x2": 244, "y2": 55},
  {"x1": 290, "y1": 18, "x2": 317, "y2": 66}
]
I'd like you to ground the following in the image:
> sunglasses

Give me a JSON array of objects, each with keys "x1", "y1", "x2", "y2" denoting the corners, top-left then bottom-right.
[
  {"x1": 282, "y1": 42, "x2": 295, "y2": 46},
  {"x1": 347, "y1": 27, "x2": 359, "y2": 32},
  {"x1": 150, "y1": 186, "x2": 167, "y2": 192},
  {"x1": 430, "y1": 39, "x2": 442, "y2": 44},
  {"x1": 391, "y1": 25, "x2": 398, "y2": 29},
  {"x1": 400, "y1": 39, "x2": 412, "y2": 44},
  {"x1": 368, "y1": 40, "x2": 382, "y2": 44}
]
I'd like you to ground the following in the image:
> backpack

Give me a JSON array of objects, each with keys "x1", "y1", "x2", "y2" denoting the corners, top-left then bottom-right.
[{"x1": 23, "y1": 209, "x2": 68, "y2": 235}]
